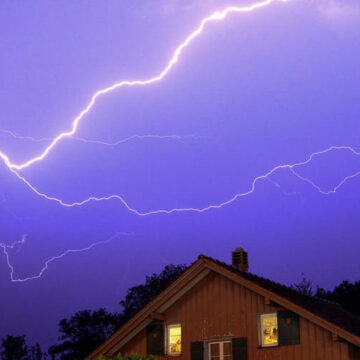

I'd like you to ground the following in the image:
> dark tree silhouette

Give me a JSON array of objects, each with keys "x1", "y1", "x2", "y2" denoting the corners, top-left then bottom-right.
[
  {"x1": 120, "y1": 264, "x2": 188, "y2": 320},
  {"x1": 48, "y1": 309, "x2": 122, "y2": 360},
  {"x1": 291, "y1": 275, "x2": 314, "y2": 296},
  {"x1": 292, "y1": 276, "x2": 360, "y2": 316},
  {"x1": 28, "y1": 344, "x2": 46, "y2": 360},
  {"x1": 316, "y1": 280, "x2": 360, "y2": 316},
  {"x1": 0, "y1": 335, "x2": 44, "y2": 360},
  {"x1": 1, "y1": 335, "x2": 28, "y2": 360},
  {"x1": 3, "y1": 265, "x2": 359, "y2": 360},
  {"x1": 47, "y1": 264, "x2": 187, "y2": 359}
]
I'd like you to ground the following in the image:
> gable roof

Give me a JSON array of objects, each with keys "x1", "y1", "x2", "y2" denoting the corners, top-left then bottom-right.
[
  {"x1": 87, "y1": 255, "x2": 360, "y2": 359},
  {"x1": 201, "y1": 255, "x2": 360, "y2": 338}
]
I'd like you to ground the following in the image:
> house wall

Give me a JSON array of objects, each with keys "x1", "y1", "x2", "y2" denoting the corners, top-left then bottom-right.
[
  {"x1": 118, "y1": 272, "x2": 351, "y2": 360},
  {"x1": 349, "y1": 344, "x2": 360, "y2": 360}
]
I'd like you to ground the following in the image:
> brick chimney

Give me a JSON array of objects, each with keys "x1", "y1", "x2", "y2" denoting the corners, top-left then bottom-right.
[{"x1": 232, "y1": 247, "x2": 249, "y2": 272}]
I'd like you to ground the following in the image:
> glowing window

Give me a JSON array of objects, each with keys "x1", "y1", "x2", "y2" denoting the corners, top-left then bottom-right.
[
  {"x1": 259, "y1": 313, "x2": 278, "y2": 347},
  {"x1": 167, "y1": 324, "x2": 181, "y2": 354}
]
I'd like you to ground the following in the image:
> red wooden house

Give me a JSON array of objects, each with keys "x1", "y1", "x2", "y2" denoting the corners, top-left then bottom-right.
[{"x1": 88, "y1": 249, "x2": 360, "y2": 360}]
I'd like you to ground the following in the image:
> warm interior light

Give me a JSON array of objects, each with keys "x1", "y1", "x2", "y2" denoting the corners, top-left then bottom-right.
[
  {"x1": 261, "y1": 314, "x2": 278, "y2": 346},
  {"x1": 168, "y1": 325, "x2": 182, "y2": 354}
]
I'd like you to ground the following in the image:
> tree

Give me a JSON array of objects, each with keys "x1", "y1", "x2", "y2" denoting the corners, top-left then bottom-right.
[
  {"x1": 120, "y1": 264, "x2": 187, "y2": 320},
  {"x1": 316, "y1": 280, "x2": 360, "y2": 316},
  {"x1": 291, "y1": 275, "x2": 314, "y2": 296},
  {"x1": 28, "y1": 344, "x2": 46, "y2": 360},
  {"x1": 48, "y1": 264, "x2": 187, "y2": 359},
  {"x1": 292, "y1": 275, "x2": 360, "y2": 316},
  {"x1": 48, "y1": 309, "x2": 122, "y2": 360},
  {"x1": 0, "y1": 335, "x2": 46, "y2": 360},
  {"x1": 1, "y1": 335, "x2": 28, "y2": 360}
]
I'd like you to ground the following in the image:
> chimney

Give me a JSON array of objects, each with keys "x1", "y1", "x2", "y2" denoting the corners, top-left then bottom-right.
[{"x1": 232, "y1": 247, "x2": 249, "y2": 272}]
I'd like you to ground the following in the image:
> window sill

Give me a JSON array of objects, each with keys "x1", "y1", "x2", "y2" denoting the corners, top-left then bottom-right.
[
  {"x1": 164, "y1": 353, "x2": 182, "y2": 357},
  {"x1": 258, "y1": 344, "x2": 279, "y2": 349}
]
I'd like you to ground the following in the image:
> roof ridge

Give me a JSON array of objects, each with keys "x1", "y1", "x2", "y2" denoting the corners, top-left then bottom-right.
[{"x1": 200, "y1": 253, "x2": 360, "y2": 338}]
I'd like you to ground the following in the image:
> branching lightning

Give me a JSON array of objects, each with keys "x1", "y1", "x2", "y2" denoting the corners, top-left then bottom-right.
[
  {"x1": 1, "y1": 0, "x2": 359, "y2": 283},
  {"x1": 0, "y1": 232, "x2": 132, "y2": 282},
  {"x1": 3, "y1": 144, "x2": 359, "y2": 283},
  {"x1": 0, "y1": 0, "x2": 357, "y2": 216},
  {"x1": 7, "y1": 145, "x2": 360, "y2": 216},
  {"x1": 0, "y1": 128, "x2": 198, "y2": 146},
  {"x1": 0, "y1": 0, "x2": 288, "y2": 171}
]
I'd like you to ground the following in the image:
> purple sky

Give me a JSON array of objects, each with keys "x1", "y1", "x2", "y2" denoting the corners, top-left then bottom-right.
[{"x1": 1, "y1": 0, "x2": 360, "y2": 349}]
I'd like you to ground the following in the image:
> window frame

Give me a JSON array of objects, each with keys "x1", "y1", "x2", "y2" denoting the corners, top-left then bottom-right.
[
  {"x1": 208, "y1": 340, "x2": 232, "y2": 360},
  {"x1": 165, "y1": 323, "x2": 182, "y2": 355},
  {"x1": 258, "y1": 312, "x2": 279, "y2": 348}
]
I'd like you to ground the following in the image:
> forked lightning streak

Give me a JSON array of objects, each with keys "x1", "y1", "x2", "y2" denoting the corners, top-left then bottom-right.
[
  {"x1": 0, "y1": 129, "x2": 197, "y2": 146},
  {"x1": 0, "y1": 232, "x2": 132, "y2": 282},
  {"x1": 8, "y1": 145, "x2": 360, "y2": 216},
  {"x1": 1, "y1": 0, "x2": 359, "y2": 283},
  {"x1": 0, "y1": 0, "x2": 288, "y2": 171}
]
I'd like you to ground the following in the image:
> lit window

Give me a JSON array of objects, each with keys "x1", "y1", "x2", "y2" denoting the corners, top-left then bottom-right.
[
  {"x1": 259, "y1": 313, "x2": 278, "y2": 347},
  {"x1": 167, "y1": 324, "x2": 181, "y2": 354}
]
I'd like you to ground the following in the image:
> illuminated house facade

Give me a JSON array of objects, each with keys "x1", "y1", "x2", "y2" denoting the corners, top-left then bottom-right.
[{"x1": 88, "y1": 250, "x2": 360, "y2": 360}]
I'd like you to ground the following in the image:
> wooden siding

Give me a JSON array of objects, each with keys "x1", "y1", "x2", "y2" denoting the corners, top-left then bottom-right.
[
  {"x1": 117, "y1": 272, "x2": 353, "y2": 360},
  {"x1": 349, "y1": 344, "x2": 360, "y2": 360}
]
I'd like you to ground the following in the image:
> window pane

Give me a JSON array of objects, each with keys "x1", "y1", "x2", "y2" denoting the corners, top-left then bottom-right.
[
  {"x1": 223, "y1": 342, "x2": 232, "y2": 357},
  {"x1": 210, "y1": 343, "x2": 220, "y2": 357},
  {"x1": 261, "y1": 314, "x2": 278, "y2": 346},
  {"x1": 168, "y1": 325, "x2": 181, "y2": 354}
]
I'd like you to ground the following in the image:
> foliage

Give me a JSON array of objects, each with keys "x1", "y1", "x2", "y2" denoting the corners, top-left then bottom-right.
[
  {"x1": 0, "y1": 335, "x2": 45, "y2": 360},
  {"x1": 27, "y1": 344, "x2": 45, "y2": 360},
  {"x1": 1, "y1": 335, "x2": 28, "y2": 360},
  {"x1": 47, "y1": 263, "x2": 187, "y2": 359},
  {"x1": 48, "y1": 309, "x2": 122, "y2": 360},
  {"x1": 292, "y1": 276, "x2": 360, "y2": 315},
  {"x1": 2, "y1": 265, "x2": 360, "y2": 360},
  {"x1": 46, "y1": 264, "x2": 187, "y2": 359},
  {"x1": 119, "y1": 264, "x2": 187, "y2": 320},
  {"x1": 291, "y1": 275, "x2": 314, "y2": 296},
  {"x1": 316, "y1": 280, "x2": 360, "y2": 316},
  {"x1": 2, "y1": 266, "x2": 359, "y2": 360}
]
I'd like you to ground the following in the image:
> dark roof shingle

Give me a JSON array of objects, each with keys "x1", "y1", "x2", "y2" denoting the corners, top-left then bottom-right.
[{"x1": 199, "y1": 254, "x2": 360, "y2": 338}]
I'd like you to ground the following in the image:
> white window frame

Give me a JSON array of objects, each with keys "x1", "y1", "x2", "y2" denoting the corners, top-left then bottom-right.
[
  {"x1": 166, "y1": 323, "x2": 182, "y2": 355},
  {"x1": 258, "y1": 312, "x2": 279, "y2": 348},
  {"x1": 208, "y1": 340, "x2": 232, "y2": 360}
]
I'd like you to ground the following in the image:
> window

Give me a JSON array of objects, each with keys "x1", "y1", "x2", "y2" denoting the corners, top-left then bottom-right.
[
  {"x1": 209, "y1": 341, "x2": 232, "y2": 360},
  {"x1": 259, "y1": 313, "x2": 278, "y2": 347},
  {"x1": 166, "y1": 324, "x2": 181, "y2": 354}
]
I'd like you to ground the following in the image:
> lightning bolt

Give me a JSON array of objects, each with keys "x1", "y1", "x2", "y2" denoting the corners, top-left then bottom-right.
[
  {"x1": 0, "y1": 128, "x2": 198, "y2": 147},
  {"x1": 265, "y1": 177, "x2": 299, "y2": 196},
  {"x1": 6, "y1": 145, "x2": 360, "y2": 216},
  {"x1": 0, "y1": 0, "x2": 357, "y2": 215},
  {"x1": 0, "y1": 232, "x2": 132, "y2": 282},
  {"x1": 289, "y1": 167, "x2": 360, "y2": 195},
  {"x1": 0, "y1": 129, "x2": 51, "y2": 143},
  {"x1": 1, "y1": 0, "x2": 359, "y2": 285},
  {"x1": 0, "y1": 0, "x2": 288, "y2": 172},
  {"x1": 4, "y1": 144, "x2": 358, "y2": 283}
]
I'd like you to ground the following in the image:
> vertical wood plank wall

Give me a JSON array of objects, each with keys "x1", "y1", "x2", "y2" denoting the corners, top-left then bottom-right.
[
  {"x1": 119, "y1": 272, "x2": 352, "y2": 360},
  {"x1": 349, "y1": 344, "x2": 360, "y2": 360}
]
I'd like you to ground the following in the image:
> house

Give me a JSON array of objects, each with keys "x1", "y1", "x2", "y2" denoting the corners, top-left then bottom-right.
[{"x1": 88, "y1": 249, "x2": 360, "y2": 360}]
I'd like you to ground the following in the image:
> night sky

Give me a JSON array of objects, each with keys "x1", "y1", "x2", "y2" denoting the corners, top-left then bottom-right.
[{"x1": 1, "y1": 0, "x2": 360, "y2": 349}]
